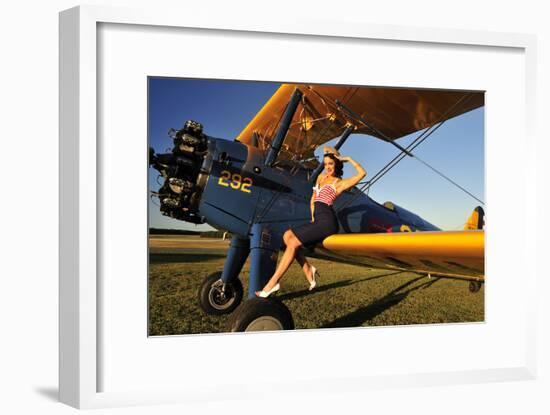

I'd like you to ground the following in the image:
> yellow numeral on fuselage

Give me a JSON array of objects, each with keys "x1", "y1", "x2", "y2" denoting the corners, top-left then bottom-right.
[
  {"x1": 218, "y1": 170, "x2": 231, "y2": 187},
  {"x1": 230, "y1": 174, "x2": 241, "y2": 189},
  {"x1": 241, "y1": 177, "x2": 252, "y2": 193},
  {"x1": 218, "y1": 170, "x2": 252, "y2": 193}
]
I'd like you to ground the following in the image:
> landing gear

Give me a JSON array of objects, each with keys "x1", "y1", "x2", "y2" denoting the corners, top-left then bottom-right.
[
  {"x1": 226, "y1": 297, "x2": 294, "y2": 332},
  {"x1": 469, "y1": 280, "x2": 483, "y2": 293},
  {"x1": 198, "y1": 272, "x2": 244, "y2": 315}
]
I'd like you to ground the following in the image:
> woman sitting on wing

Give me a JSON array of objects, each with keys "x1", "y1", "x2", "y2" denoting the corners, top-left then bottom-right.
[{"x1": 256, "y1": 146, "x2": 367, "y2": 297}]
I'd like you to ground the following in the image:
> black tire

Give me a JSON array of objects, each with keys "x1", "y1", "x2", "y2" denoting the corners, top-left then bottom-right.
[
  {"x1": 469, "y1": 281, "x2": 483, "y2": 293},
  {"x1": 226, "y1": 297, "x2": 294, "y2": 332},
  {"x1": 198, "y1": 272, "x2": 243, "y2": 315}
]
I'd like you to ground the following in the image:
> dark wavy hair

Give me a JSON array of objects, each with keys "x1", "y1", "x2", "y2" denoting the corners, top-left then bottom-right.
[{"x1": 324, "y1": 153, "x2": 344, "y2": 178}]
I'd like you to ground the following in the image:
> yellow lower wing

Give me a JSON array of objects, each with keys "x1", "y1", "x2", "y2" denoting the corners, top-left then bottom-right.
[{"x1": 321, "y1": 230, "x2": 484, "y2": 280}]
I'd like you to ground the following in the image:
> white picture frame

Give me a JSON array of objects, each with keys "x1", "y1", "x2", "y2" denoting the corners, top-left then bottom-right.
[{"x1": 59, "y1": 4, "x2": 538, "y2": 409}]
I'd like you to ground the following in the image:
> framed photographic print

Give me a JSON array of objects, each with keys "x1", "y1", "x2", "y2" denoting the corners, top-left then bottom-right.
[
  {"x1": 147, "y1": 78, "x2": 485, "y2": 336},
  {"x1": 59, "y1": 4, "x2": 538, "y2": 409}
]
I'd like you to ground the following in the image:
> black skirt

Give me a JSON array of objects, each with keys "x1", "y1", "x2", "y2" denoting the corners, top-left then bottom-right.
[{"x1": 292, "y1": 201, "x2": 339, "y2": 247}]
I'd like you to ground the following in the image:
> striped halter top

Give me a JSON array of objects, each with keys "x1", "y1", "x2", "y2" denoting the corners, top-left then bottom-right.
[{"x1": 313, "y1": 179, "x2": 338, "y2": 206}]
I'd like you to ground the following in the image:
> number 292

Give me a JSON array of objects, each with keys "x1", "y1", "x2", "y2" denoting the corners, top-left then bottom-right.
[{"x1": 218, "y1": 170, "x2": 252, "y2": 193}]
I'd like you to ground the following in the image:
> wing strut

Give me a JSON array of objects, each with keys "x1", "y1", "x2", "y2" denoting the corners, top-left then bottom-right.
[{"x1": 265, "y1": 88, "x2": 303, "y2": 166}]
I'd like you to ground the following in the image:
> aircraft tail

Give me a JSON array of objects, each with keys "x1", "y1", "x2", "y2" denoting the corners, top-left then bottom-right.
[{"x1": 464, "y1": 206, "x2": 485, "y2": 230}]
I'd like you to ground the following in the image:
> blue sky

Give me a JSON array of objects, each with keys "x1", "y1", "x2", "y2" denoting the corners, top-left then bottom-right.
[{"x1": 148, "y1": 78, "x2": 484, "y2": 231}]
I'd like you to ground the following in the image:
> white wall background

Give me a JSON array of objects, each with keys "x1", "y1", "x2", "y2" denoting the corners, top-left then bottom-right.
[{"x1": 1, "y1": 1, "x2": 548, "y2": 414}]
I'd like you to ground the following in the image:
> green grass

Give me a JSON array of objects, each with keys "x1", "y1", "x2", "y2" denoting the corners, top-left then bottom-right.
[{"x1": 148, "y1": 250, "x2": 484, "y2": 336}]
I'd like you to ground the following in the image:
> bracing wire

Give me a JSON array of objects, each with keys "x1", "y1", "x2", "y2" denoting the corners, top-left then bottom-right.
[
  {"x1": 409, "y1": 154, "x2": 485, "y2": 205},
  {"x1": 335, "y1": 93, "x2": 485, "y2": 212},
  {"x1": 336, "y1": 118, "x2": 447, "y2": 212}
]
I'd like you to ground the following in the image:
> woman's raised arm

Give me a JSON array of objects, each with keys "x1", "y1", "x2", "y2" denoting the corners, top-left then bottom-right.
[{"x1": 334, "y1": 156, "x2": 366, "y2": 194}]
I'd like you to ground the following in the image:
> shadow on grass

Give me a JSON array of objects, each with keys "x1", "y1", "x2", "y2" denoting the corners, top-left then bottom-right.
[
  {"x1": 278, "y1": 270, "x2": 406, "y2": 301},
  {"x1": 321, "y1": 276, "x2": 441, "y2": 328},
  {"x1": 354, "y1": 270, "x2": 406, "y2": 284},
  {"x1": 278, "y1": 279, "x2": 354, "y2": 301},
  {"x1": 149, "y1": 253, "x2": 227, "y2": 264}
]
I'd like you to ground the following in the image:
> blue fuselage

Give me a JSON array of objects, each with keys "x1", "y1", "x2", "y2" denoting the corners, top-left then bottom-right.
[{"x1": 196, "y1": 137, "x2": 439, "y2": 244}]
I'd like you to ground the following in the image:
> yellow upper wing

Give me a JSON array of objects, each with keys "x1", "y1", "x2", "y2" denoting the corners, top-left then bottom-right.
[
  {"x1": 236, "y1": 84, "x2": 484, "y2": 164},
  {"x1": 319, "y1": 230, "x2": 484, "y2": 280}
]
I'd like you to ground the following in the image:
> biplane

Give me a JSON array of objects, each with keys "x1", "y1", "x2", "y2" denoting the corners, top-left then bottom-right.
[{"x1": 149, "y1": 83, "x2": 485, "y2": 332}]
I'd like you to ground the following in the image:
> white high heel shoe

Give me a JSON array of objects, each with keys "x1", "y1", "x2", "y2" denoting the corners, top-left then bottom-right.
[
  {"x1": 309, "y1": 266, "x2": 319, "y2": 291},
  {"x1": 256, "y1": 283, "x2": 280, "y2": 298}
]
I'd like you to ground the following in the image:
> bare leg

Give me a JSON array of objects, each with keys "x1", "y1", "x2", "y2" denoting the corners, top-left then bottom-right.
[
  {"x1": 257, "y1": 230, "x2": 302, "y2": 294},
  {"x1": 295, "y1": 247, "x2": 313, "y2": 284}
]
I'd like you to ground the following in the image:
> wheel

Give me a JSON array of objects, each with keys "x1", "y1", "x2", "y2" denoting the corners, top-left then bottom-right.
[
  {"x1": 198, "y1": 272, "x2": 243, "y2": 315},
  {"x1": 469, "y1": 280, "x2": 483, "y2": 293},
  {"x1": 226, "y1": 297, "x2": 294, "y2": 332}
]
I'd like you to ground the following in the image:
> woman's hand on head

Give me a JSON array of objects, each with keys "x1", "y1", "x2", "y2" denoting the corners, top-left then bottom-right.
[{"x1": 335, "y1": 155, "x2": 351, "y2": 162}]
